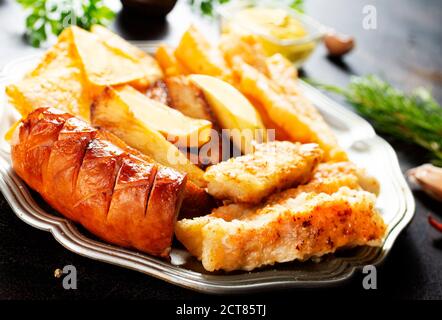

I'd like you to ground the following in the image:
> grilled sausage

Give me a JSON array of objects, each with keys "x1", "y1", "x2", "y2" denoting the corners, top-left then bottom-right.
[{"x1": 11, "y1": 107, "x2": 187, "y2": 257}]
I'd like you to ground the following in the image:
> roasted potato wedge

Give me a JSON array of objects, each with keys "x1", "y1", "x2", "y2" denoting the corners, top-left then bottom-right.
[
  {"x1": 155, "y1": 44, "x2": 189, "y2": 77},
  {"x1": 5, "y1": 28, "x2": 92, "y2": 120},
  {"x1": 108, "y1": 85, "x2": 212, "y2": 148},
  {"x1": 233, "y1": 58, "x2": 348, "y2": 161},
  {"x1": 219, "y1": 33, "x2": 269, "y2": 76},
  {"x1": 71, "y1": 26, "x2": 162, "y2": 90},
  {"x1": 145, "y1": 80, "x2": 170, "y2": 106},
  {"x1": 91, "y1": 86, "x2": 207, "y2": 188},
  {"x1": 175, "y1": 26, "x2": 232, "y2": 81},
  {"x1": 164, "y1": 76, "x2": 218, "y2": 125},
  {"x1": 90, "y1": 25, "x2": 163, "y2": 90},
  {"x1": 189, "y1": 75, "x2": 266, "y2": 154}
]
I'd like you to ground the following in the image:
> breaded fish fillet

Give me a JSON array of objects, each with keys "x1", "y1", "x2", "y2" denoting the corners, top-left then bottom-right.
[
  {"x1": 204, "y1": 141, "x2": 323, "y2": 204},
  {"x1": 175, "y1": 188, "x2": 386, "y2": 271},
  {"x1": 176, "y1": 161, "x2": 384, "y2": 271},
  {"x1": 209, "y1": 161, "x2": 380, "y2": 222}
]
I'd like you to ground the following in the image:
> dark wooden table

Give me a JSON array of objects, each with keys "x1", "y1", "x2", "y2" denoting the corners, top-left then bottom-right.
[{"x1": 0, "y1": 0, "x2": 441, "y2": 300}]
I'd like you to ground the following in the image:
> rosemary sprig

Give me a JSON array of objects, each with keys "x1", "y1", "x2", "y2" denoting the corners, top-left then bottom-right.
[
  {"x1": 17, "y1": 0, "x2": 116, "y2": 47},
  {"x1": 312, "y1": 75, "x2": 442, "y2": 166}
]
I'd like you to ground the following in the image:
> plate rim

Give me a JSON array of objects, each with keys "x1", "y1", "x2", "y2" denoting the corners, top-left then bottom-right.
[{"x1": 0, "y1": 54, "x2": 415, "y2": 294}]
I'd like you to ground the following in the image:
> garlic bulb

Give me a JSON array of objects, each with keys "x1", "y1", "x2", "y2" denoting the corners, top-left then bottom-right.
[
  {"x1": 407, "y1": 164, "x2": 442, "y2": 201},
  {"x1": 324, "y1": 32, "x2": 355, "y2": 57}
]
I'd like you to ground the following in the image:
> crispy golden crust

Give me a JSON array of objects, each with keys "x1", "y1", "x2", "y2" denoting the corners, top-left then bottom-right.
[
  {"x1": 6, "y1": 26, "x2": 164, "y2": 121},
  {"x1": 204, "y1": 141, "x2": 323, "y2": 204},
  {"x1": 176, "y1": 161, "x2": 384, "y2": 271},
  {"x1": 11, "y1": 108, "x2": 187, "y2": 257},
  {"x1": 209, "y1": 161, "x2": 378, "y2": 222},
  {"x1": 176, "y1": 188, "x2": 386, "y2": 271}
]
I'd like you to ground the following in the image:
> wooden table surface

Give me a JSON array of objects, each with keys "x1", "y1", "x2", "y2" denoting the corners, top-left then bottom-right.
[{"x1": 0, "y1": 0, "x2": 441, "y2": 300}]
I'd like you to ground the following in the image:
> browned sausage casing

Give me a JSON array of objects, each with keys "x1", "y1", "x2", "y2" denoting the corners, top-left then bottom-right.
[{"x1": 11, "y1": 108, "x2": 187, "y2": 257}]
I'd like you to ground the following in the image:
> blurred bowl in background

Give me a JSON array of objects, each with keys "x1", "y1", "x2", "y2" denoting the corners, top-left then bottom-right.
[
  {"x1": 121, "y1": 0, "x2": 177, "y2": 17},
  {"x1": 218, "y1": 2, "x2": 326, "y2": 67}
]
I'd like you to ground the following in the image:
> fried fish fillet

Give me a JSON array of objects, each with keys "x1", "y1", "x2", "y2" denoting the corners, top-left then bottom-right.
[
  {"x1": 175, "y1": 187, "x2": 386, "y2": 272},
  {"x1": 210, "y1": 161, "x2": 380, "y2": 222},
  {"x1": 175, "y1": 161, "x2": 385, "y2": 271},
  {"x1": 204, "y1": 141, "x2": 323, "y2": 204},
  {"x1": 180, "y1": 161, "x2": 374, "y2": 225}
]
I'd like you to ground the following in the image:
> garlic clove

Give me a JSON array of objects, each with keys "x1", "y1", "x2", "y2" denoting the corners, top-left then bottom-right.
[
  {"x1": 324, "y1": 32, "x2": 355, "y2": 57},
  {"x1": 407, "y1": 164, "x2": 442, "y2": 201}
]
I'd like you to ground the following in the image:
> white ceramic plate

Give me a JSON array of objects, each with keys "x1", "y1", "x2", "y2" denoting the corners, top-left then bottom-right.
[{"x1": 0, "y1": 54, "x2": 415, "y2": 294}]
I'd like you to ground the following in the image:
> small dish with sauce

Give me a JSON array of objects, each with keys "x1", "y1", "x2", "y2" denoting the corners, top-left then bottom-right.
[{"x1": 218, "y1": 2, "x2": 326, "y2": 66}]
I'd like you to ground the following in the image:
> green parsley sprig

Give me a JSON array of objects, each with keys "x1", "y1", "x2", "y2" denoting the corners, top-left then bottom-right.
[
  {"x1": 17, "y1": 0, "x2": 116, "y2": 47},
  {"x1": 312, "y1": 75, "x2": 442, "y2": 166}
]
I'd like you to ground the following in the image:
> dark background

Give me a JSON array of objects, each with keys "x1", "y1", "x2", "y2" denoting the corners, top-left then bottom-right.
[{"x1": 0, "y1": 0, "x2": 441, "y2": 300}]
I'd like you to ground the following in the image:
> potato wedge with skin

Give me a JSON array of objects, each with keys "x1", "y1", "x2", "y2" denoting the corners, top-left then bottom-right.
[
  {"x1": 189, "y1": 75, "x2": 266, "y2": 154},
  {"x1": 265, "y1": 53, "x2": 299, "y2": 95},
  {"x1": 219, "y1": 33, "x2": 269, "y2": 76},
  {"x1": 71, "y1": 26, "x2": 160, "y2": 89},
  {"x1": 90, "y1": 25, "x2": 163, "y2": 90},
  {"x1": 155, "y1": 44, "x2": 189, "y2": 77},
  {"x1": 107, "y1": 85, "x2": 212, "y2": 148},
  {"x1": 164, "y1": 76, "x2": 219, "y2": 126},
  {"x1": 145, "y1": 80, "x2": 170, "y2": 106},
  {"x1": 246, "y1": 96, "x2": 292, "y2": 141},
  {"x1": 233, "y1": 58, "x2": 348, "y2": 161},
  {"x1": 91, "y1": 87, "x2": 207, "y2": 188},
  {"x1": 175, "y1": 26, "x2": 232, "y2": 81},
  {"x1": 5, "y1": 28, "x2": 93, "y2": 120}
]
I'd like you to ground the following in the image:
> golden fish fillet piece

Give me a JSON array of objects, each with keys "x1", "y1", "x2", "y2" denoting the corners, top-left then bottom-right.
[
  {"x1": 204, "y1": 141, "x2": 323, "y2": 204},
  {"x1": 175, "y1": 187, "x2": 386, "y2": 272},
  {"x1": 210, "y1": 161, "x2": 380, "y2": 222},
  {"x1": 176, "y1": 161, "x2": 384, "y2": 271}
]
